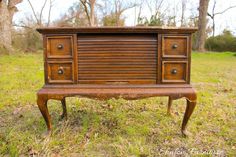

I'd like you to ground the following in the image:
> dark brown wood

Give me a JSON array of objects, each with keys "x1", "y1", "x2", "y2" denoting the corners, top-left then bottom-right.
[
  {"x1": 37, "y1": 27, "x2": 197, "y2": 34},
  {"x1": 37, "y1": 27, "x2": 197, "y2": 136},
  {"x1": 77, "y1": 34, "x2": 157, "y2": 85},
  {"x1": 167, "y1": 96, "x2": 173, "y2": 115},
  {"x1": 37, "y1": 94, "x2": 51, "y2": 134},
  {"x1": 46, "y1": 35, "x2": 73, "y2": 58},
  {"x1": 162, "y1": 35, "x2": 189, "y2": 58},
  {"x1": 73, "y1": 34, "x2": 78, "y2": 84},
  {"x1": 60, "y1": 97, "x2": 67, "y2": 120},
  {"x1": 162, "y1": 61, "x2": 188, "y2": 83},
  {"x1": 157, "y1": 34, "x2": 162, "y2": 84},
  {"x1": 47, "y1": 61, "x2": 74, "y2": 84},
  {"x1": 182, "y1": 98, "x2": 197, "y2": 136}
]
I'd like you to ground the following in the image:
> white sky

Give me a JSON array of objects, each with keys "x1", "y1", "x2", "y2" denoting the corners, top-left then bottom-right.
[{"x1": 14, "y1": 0, "x2": 236, "y2": 35}]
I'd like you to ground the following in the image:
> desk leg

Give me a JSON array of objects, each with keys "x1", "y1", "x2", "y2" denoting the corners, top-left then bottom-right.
[
  {"x1": 37, "y1": 94, "x2": 51, "y2": 135},
  {"x1": 167, "y1": 97, "x2": 173, "y2": 115},
  {"x1": 60, "y1": 97, "x2": 67, "y2": 120},
  {"x1": 181, "y1": 98, "x2": 196, "y2": 136}
]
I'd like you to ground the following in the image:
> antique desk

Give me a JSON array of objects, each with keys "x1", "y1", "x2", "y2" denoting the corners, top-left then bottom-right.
[{"x1": 37, "y1": 27, "x2": 197, "y2": 135}]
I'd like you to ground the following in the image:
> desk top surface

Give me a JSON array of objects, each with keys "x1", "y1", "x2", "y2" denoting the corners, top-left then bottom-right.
[{"x1": 37, "y1": 26, "x2": 198, "y2": 34}]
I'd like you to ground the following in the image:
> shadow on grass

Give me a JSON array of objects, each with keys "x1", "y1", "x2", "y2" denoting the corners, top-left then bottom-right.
[{"x1": 31, "y1": 106, "x2": 121, "y2": 139}]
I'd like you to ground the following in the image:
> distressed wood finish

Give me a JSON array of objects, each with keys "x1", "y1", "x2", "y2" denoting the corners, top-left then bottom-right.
[
  {"x1": 47, "y1": 61, "x2": 74, "y2": 83},
  {"x1": 162, "y1": 61, "x2": 188, "y2": 83},
  {"x1": 37, "y1": 27, "x2": 197, "y2": 136},
  {"x1": 162, "y1": 35, "x2": 189, "y2": 58},
  {"x1": 47, "y1": 36, "x2": 73, "y2": 58}
]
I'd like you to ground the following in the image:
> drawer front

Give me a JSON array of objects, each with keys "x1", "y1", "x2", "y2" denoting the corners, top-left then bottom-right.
[
  {"x1": 162, "y1": 61, "x2": 188, "y2": 83},
  {"x1": 162, "y1": 36, "x2": 189, "y2": 58},
  {"x1": 47, "y1": 36, "x2": 73, "y2": 58},
  {"x1": 47, "y1": 61, "x2": 74, "y2": 83}
]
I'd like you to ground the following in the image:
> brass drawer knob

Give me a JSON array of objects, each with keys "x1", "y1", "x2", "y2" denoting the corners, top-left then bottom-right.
[
  {"x1": 172, "y1": 44, "x2": 178, "y2": 49},
  {"x1": 57, "y1": 44, "x2": 64, "y2": 49},
  {"x1": 171, "y1": 69, "x2": 177, "y2": 74},
  {"x1": 58, "y1": 67, "x2": 64, "y2": 75}
]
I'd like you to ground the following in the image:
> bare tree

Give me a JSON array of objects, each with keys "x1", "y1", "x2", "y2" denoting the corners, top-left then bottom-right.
[
  {"x1": 113, "y1": 0, "x2": 137, "y2": 26},
  {"x1": 0, "y1": 0, "x2": 23, "y2": 53},
  {"x1": 47, "y1": 0, "x2": 54, "y2": 26},
  {"x1": 54, "y1": 2, "x2": 89, "y2": 27},
  {"x1": 80, "y1": 0, "x2": 96, "y2": 26},
  {"x1": 26, "y1": 0, "x2": 54, "y2": 27},
  {"x1": 100, "y1": 0, "x2": 137, "y2": 26},
  {"x1": 195, "y1": 0, "x2": 210, "y2": 52},
  {"x1": 207, "y1": 0, "x2": 236, "y2": 37},
  {"x1": 137, "y1": 0, "x2": 165, "y2": 26},
  {"x1": 181, "y1": 0, "x2": 187, "y2": 26}
]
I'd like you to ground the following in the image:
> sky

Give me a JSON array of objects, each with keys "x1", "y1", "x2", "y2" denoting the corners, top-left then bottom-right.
[{"x1": 13, "y1": 0, "x2": 236, "y2": 35}]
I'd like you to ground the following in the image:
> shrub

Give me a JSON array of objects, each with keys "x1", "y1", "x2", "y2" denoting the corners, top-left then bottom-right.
[
  {"x1": 205, "y1": 30, "x2": 236, "y2": 52},
  {"x1": 12, "y1": 28, "x2": 43, "y2": 52},
  {"x1": 0, "y1": 45, "x2": 9, "y2": 55}
]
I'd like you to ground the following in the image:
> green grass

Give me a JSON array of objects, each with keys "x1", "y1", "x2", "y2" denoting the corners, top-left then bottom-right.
[{"x1": 0, "y1": 52, "x2": 236, "y2": 156}]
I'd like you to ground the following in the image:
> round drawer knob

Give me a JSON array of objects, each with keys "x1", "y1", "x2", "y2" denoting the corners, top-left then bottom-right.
[
  {"x1": 171, "y1": 69, "x2": 177, "y2": 74},
  {"x1": 58, "y1": 67, "x2": 64, "y2": 75},
  {"x1": 57, "y1": 44, "x2": 64, "y2": 49},
  {"x1": 172, "y1": 44, "x2": 178, "y2": 49}
]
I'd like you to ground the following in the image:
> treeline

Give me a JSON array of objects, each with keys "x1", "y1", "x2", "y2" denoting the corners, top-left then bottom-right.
[
  {"x1": 1, "y1": 0, "x2": 236, "y2": 54},
  {"x1": 14, "y1": 0, "x2": 201, "y2": 52},
  {"x1": 11, "y1": 0, "x2": 200, "y2": 52},
  {"x1": 205, "y1": 30, "x2": 236, "y2": 52}
]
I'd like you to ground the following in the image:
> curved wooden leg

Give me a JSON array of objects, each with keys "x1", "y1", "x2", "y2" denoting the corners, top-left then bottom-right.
[
  {"x1": 181, "y1": 99, "x2": 196, "y2": 137},
  {"x1": 167, "y1": 96, "x2": 173, "y2": 115},
  {"x1": 60, "y1": 97, "x2": 67, "y2": 120},
  {"x1": 37, "y1": 94, "x2": 52, "y2": 135}
]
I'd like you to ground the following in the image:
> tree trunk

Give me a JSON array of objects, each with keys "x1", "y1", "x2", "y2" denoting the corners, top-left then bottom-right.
[
  {"x1": 212, "y1": 16, "x2": 215, "y2": 37},
  {"x1": 89, "y1": 0, "x2": 95, "y2": 26},
  {"x1": 195, "y1": 0, "x2": 210, "y2": 52},
  {"x1": 181, "y1": 0, "x2": 187, "y2": 26},
  {"x1": 0, "y1": 0, "x2": 22, "y2": 54},
  {"x1": 0, "y1": 1, "x2": 13, "y2": 53}
]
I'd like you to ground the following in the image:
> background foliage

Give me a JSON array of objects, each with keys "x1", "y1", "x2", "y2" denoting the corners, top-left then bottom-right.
[{"x1": 205, "y1": 29, "x2": 236, "y2": 52}]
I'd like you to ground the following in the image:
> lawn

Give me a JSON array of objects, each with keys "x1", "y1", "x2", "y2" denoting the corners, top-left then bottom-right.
[{"x1": 0, "y1": 52, "x2": 235, "y2": 156}]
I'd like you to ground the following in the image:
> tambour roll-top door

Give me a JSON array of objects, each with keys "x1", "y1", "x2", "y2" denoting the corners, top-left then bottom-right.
[{"x1": 77, "y1": 34, "x2": 157, "y2": 84}]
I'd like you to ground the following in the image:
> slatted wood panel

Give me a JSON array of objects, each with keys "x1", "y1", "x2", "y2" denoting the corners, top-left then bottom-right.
[{"x1": 77, "y1": 34, "x2": 157, "y2": 84}]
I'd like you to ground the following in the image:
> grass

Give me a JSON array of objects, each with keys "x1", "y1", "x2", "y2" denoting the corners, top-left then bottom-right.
[{"x1": 0, "y1": 52, "x2": 236, "y2": 156}]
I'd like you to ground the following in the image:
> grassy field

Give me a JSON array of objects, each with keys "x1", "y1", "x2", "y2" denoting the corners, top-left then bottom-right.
[{"x1": 0, "y1": 52, "x2": 235, "y2": 156}]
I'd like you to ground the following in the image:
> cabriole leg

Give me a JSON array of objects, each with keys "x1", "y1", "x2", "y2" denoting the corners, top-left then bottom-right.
[
  {"x1": 60, "y1": 97, "x2": 67, "y2": 120},
  {"x1": 167, "y1": 96, "x2": 173, "y2": 115},
  {"x1": 37, "y1": 94, "x2": 51, "y2": 135},
  {"x1": 181, "y1": 99, "x2": 197, "y2": 136}
]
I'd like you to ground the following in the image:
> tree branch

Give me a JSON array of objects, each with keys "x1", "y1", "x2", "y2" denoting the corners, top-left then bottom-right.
[
  {"x1": 120, "y1": 3, "x2": 137, "y2": 14},
  {"x1": 13, "y1": 24, "x2": 33, "y2": 29},
  {"x1": 212, "y1": 0, "x2": 216, "y2": 16},
  {"x1": 80, "y1": 0, "x2": 91, "y2": 26},
  {"x1": 47, "y1": 0, "x2": 54, "y2": 26},
  {"x1": 39, "y1": 0, "x2": 48, "y2": 26},
  {"x1": 207, "y1": 12, "x2": 213, "y2": 19},
  {"x1": 156, "y1": 0, "x2": 164, "y2": 11},
  {"x1": 27, "y1": 0, "x2": 40, "y2": 25},
  {"x1": 214, "y1": 5, "x2": 236, "y2": 15}
]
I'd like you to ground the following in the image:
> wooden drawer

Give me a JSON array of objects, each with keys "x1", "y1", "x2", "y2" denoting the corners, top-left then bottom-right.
[
  {"x1": 47, "y1": 61, "x2": 74, "y2": 83},
  {"x1": 162, "y1": 36, "x2": 189, "y2": 58},
  {"x1": 162, "y1": 61, "x2": 188, "y2": 83},
  {"x1": 47, "y1": 36, "x2": 73, "y2": 58}
]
